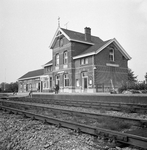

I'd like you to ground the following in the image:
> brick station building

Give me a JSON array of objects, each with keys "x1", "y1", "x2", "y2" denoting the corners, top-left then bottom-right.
[{"x1": 18, "y1": 27, "x2": 131, "y2": 93}]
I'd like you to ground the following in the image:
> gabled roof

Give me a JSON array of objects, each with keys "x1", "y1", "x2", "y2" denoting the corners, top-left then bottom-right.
[
  {"x1": 43, "y1": 60, "x2": 53, "y2": 67},
  {"x1": 74, "y1": 40, "x2": 110, "y2": 59},
  {"x1": 50, "y1": 27, "x2": 131, "y2": 60},
  {"x1": 18, "y1": 69, "x2": 44, "y2": 80},
  {"x1": 73, "y1": 38, "x2": 131, "y2": 60},
  {"x1": 61, "y1": 28, "x2": 103, "y2": 44},
  {"x1": 50, "y1": 27, "x2": 96, "y2": 48}
]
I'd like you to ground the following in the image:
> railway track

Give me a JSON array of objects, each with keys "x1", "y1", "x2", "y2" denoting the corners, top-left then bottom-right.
[
  {"x1": 0, "y1": 99, "x2": 147, "y2": 149},
  {"x1": 0, "y1": 99, "x2": 147, "y2": 128},
  {"x1": 7, "y1": 97, "x2": 147, "y2": 113}
]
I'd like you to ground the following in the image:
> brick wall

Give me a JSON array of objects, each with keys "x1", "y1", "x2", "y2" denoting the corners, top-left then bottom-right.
[{"x1": 94, "y1": 43, "x2": 128, "y2": 90}]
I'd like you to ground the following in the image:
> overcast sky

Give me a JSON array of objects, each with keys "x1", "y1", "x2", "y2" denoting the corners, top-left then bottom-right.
[{"x1": 0, "y1": 0, "x2": 147, "y2": 83}]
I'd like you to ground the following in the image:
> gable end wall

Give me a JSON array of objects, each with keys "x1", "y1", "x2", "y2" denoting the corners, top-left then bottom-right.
[{"x1": 94, "y1": 44, "x2": 128, "y2": 89}]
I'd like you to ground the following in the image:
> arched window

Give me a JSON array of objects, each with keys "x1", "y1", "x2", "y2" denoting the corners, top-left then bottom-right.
[
  {"x1": 63, "y1": 51, "x2": 68, "y2": 64},
  {"x1": 59, "y1": 38, "x2": 63, "y2": 47},
  {"x1": 55, "y1": 53, "x2": 59, "y2": 66},
  {"x1": 56, "y1": 75, "x2": 60, "y2": 85}
]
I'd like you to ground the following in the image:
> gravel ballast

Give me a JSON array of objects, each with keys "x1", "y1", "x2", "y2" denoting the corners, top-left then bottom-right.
[
  {"x1": 0, "y1": 110, "x2": 107, "y2": 150},
  {"x1": 0, "y1": 110, "x2": 140, "y2": 150}
]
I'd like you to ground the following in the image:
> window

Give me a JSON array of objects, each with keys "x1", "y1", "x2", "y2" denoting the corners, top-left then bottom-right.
[
  {"x1": 43, "y1": 82, "x2": 46, "y2": 88},
  {"x1": 80, "y1": 57, "x2": 88, "y2": 65},
  {"x1": 109, "y1": 48, "x2": 114, "y2": 61},
  {"x1": 81, "y1": 58, "x2": 84, "y2": 65},
  {"x1": 50, "y1": 66, "x2": 52, "y2": 71},
  {"x1": 45, "y1": 67, "x2": 48, "y2": 73},
  {"x1": 36, "y1": 83, "x2": 38, "y2": 89},
  {"x1": 64, "y1": 74, "x2": 69, "y2": 87},
  {"x1": 47, "y1": 66, "x2": 52, "y2": 72},
  {"x1": 85, "y1": 58, "x2": 88, "y2": 64},
  {"x1": 55, "y1": 53, "x2": 59, "y2": 66},
  {"x1": 82, "y1": 72, "x2": 88, "y2": 77},
  {"x1": 50, "y1": 77, "x2": 52, "y2": 88},
  {"x1": 59, "y1": 38, "x2": 63, "y2": 47},
  {"x1": 63, "y1": 51, "x2": 68, "y2": 64},
  {"x1": 29, "y1": 84, "x2": 32, "y2": 90},
  {"x1": 56, "y1": 75, "x2": 60, "y2": 85},
  {"x1": 76, "y1": 79, "x2": 79, "y2": 87},
  {"x1": 43, "y1": 78, "x2": 49, "y2": 89}
]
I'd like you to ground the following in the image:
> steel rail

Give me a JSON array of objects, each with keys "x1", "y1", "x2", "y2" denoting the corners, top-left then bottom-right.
[
  {"x1": 7, "y1": 97, "x2": 147, "y2": 113},
  {"x1": 45, "y1": 99, "x2": 147, "y2": 109},
  {"x1": 0, "y1": 105, "x2": 147, "y2": 149},
  {"x1": 0, "y1": 99, "x2": 147, "y2": 127}
]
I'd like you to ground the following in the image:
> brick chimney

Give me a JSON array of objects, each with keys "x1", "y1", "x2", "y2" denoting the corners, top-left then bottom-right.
[{"x1": 84, "y1": 27, "x2": 91, "y2": 41}]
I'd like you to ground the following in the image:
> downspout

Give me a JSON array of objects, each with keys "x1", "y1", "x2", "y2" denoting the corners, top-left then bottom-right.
[{"x1": 92, "y1": 55, "x2": 96, "y2": 92}]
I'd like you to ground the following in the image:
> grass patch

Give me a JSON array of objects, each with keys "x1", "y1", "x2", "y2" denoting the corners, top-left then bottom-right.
[{"x1": 96, "y1": 117, "x2": 132, "y2": 131}]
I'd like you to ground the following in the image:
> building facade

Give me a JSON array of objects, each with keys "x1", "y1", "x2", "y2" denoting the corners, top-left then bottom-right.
[{"x1": 18, "y1": 27, "x2": 131, "y2": 93}]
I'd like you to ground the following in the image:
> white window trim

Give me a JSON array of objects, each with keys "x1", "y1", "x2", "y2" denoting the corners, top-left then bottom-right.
[
  {"x1": 63, "y1": 51, "x2": 68, "y2": 64},
  {"x1": 109, "y1": 48, "x2": 115, "y2": 61},
  {"x1": 55, "y1": 53, "x2": 59, "y2": 66},
  {"x1": 64, "y1": 74, "x2": 69, "y2": 87},
  {"x1": 80, "y1": 57, "x2": 88, "y2": 65}
]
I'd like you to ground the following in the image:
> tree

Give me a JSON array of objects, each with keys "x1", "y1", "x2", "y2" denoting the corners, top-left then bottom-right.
[
  {"x1": 7, "y1": 82, "x2": 18, "y2": 92},
  {"x1": 128, "y1": 68, "x2": 137, "y2": 83},
  {"x1": 145, "y1": 72, "x2": 147, "y2": 84},
  {"x1": 0, "y1": 82, "x2": 18, "y2": 92}
]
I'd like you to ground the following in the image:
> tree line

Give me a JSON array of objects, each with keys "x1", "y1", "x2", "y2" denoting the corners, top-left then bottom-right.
[{"x1": 0, "y1": 82, "x2": 18, "y2": 93}]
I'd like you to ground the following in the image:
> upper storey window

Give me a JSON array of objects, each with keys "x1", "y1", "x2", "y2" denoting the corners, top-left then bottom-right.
[
  {"x1": 109, "y1": 48, "x2": 114, "y2": 62},
  {"x1": 63, "y1": 51, "x2": 68, "y2": 64},
  {"x1": 59, "y1": 38, "x2": 64, "y2": 47},
  {"x1": 55, "y1": 53, "x2": 59, "y2": 66},
  {"x1": 44, "y1": 66, "x2": 53, "y2": 73},
  {"x1": 80, "y1": 57, "x2": 88, "y2": 65}
]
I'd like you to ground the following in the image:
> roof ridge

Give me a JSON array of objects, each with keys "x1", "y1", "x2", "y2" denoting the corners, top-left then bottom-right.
[
  {"x1": 18, "y1": 68, "x2": 44, "y2": 80},
  {"x1": 27, "y1": 68, "x2": 43, "y2": 73},
  {"x1": 61, "y1": 27, "x2": 100, "y2": 38}
]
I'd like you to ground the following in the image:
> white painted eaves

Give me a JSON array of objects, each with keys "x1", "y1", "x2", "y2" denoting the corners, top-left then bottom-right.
[{"x1": 73, "y1": 38, "x2": 131, "y2": 60}]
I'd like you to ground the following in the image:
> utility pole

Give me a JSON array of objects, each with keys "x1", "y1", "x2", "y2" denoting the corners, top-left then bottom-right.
[{"x1": 4, "y1": 68, "x2": 6, "y2": 91}]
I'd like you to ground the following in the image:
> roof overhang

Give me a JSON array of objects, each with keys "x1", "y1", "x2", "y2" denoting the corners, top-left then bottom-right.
[
  {"x1": 73, "y1": 52, "x2": 95, "y2": 60},
  {"x1": 49, "y1": 28, "x2": 71, "y2": 49},
  {"x1": 42, "y1": 63, "x2": 53, "y2": 67},
  {"x1": 112, "y1": 38, "x2": 132, "y2": 60},
  {"x1": 18, "y1": 76, "x2": 42, "y2": 81},
  {"x1": 73, "y1": 38, "x2": 131, "y2": 60},
  {"x1": 70, "y1": 39, "x2": 94, "y2": 45},
  {"x1": 49, "y1": 28, "x2": 94, "y2": 49}
]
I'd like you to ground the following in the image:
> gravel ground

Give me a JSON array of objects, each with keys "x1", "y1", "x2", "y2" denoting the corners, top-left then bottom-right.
[
  {"x1": 41, "y1": 104, "x2": 147, "y2": 120},
  {"x1": 5, "y1": 100, "x2": 147, "y2": 120},
  {"x1": 4, "y1": 99, "x2": 147, "y2": 120},
  {"x1": 0, "y1": 110, "x2": 140, "y2": 150}
]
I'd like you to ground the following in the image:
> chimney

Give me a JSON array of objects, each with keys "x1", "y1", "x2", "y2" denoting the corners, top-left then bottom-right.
[{"x1": 84, "y1": 27, "x2": 91, "y2": 41}]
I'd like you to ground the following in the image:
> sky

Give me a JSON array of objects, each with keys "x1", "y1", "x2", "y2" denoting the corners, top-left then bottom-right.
[{"x1": 0, "y1": 0, "x2": 147, "y2": 83}]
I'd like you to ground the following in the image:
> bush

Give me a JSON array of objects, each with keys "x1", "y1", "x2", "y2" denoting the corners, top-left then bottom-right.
[{"x1": 118, "y1": 83, "x2": 147, "y2": 93}]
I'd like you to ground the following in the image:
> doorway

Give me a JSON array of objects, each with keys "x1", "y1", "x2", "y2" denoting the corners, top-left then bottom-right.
[
  {"x1": 56, "y1": 75, "x2": 60, "y2": 86},
  {"x1": 82, "y1": 77, "x2": 88, "y2": 91}
]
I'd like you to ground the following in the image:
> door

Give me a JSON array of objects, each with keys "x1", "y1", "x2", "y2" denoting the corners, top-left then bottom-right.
[
  {"x1": 82, "y1": 77, "x2": 88, "y2": 91},
  {"x1": 26, "y1": 84, "x2": 28, "y2": 92}
]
